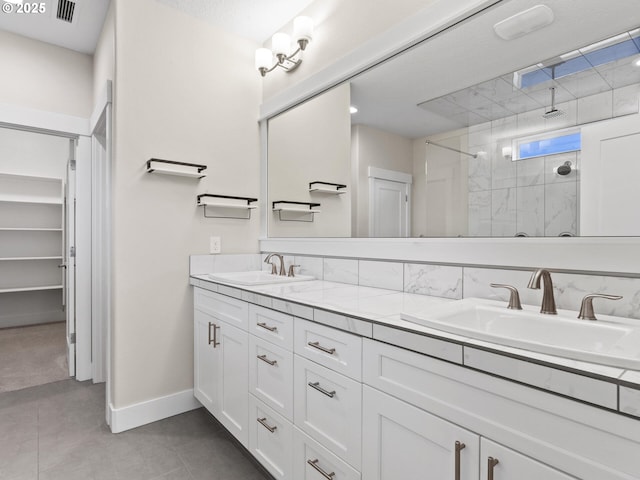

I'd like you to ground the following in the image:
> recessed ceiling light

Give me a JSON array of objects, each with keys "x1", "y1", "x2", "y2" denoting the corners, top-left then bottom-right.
[
  {"x1": 493, "y1": 5, "x2": 554, "y2": 41},
  {"x1": 350, "y1": 106, "x2": 358, "y2": 114}
]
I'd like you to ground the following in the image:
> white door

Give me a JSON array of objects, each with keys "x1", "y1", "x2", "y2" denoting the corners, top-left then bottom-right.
[
  {"x1": 581, "y1": 114, "x2": 640, "y2": 235},
  {"x1": 64, "y1": 153, "x2": 76, "y2": 377},
  {"x1": 369, "y1": 167, "x2": 412, "y2": 237},
  {"x1": 362, "y1": 385, "x2": 480, "y2": 480},
  {"x1": 480, "y1": 438, "x2": 575, "y2": 480}
]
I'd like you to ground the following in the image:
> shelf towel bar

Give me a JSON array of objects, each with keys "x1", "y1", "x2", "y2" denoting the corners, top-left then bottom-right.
[{"x1": 146, "y1": 159, "x2": 208, "y2": 178}]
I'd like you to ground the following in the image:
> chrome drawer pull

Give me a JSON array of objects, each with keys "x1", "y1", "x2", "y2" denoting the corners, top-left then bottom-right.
[
  {"x1": 257, "y1": 354, "x2": 277, "y2": 366},
  {"x1": 308, "y1": 341, "x2": 336, "y2": 355},
  {"x1": 257, "y1": 322, "x2": 277, "y2": 332},
  {"x1": 455, "y1": 441, "x2": 466, "y2": 480},
  {"x1": 208, "y1": 322, "x2": 220, "y2": 347},
  {"x1": 308, "y1": 381, "x2": 336, "y2": 398},
  {"x1": 487, "y1": 457, "x2": 499, "y2": 480},
  {"x1": 307, "y1": 459, "x2": 335, "y2": 479},
  {"x1": 257, "y1": 417, "x2": 277, "y2": 433}
]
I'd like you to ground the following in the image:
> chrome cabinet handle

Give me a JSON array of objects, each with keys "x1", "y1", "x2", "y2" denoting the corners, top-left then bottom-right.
[
  {"x1": 308, "y1": 381, "x2": 336, "y2": 398},
  {"x1": 257, "y1": 354, "x2": 277, "y2": 366},
  {"x1": 454, "y1": 441, "x2": 466, "y2": 480},
  {"x1": 208, "y1": 322, "x2": 220, "y2": 347},
  {"x1": 257, "y1": 322, "x2": 278, "y2": 332},
  {"x1": 257, "y1": 417, "x2": 277, "y2": 433},
  {"x1": 487, "y1": 457, "x2": 499, "y2": 480},
  {"x1": 308, "y1": 341, "x2": 336, "y2": 355},
  {"x1": 307, "y1": 459, "x2": 335, "y2": 479}
]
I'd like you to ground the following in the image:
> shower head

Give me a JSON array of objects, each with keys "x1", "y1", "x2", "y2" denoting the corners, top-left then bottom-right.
[
  {"x1": 543, "y1": 87, "x2": 564, "y2": 119},
  {"x1": 555, "y1": 160, "x2": 572, "y2": 176}
]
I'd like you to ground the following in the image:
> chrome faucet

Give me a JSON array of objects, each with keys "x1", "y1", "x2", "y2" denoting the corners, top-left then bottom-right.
[
  {"x1": 264, "y1": 253, "x2": 286, "y2": 276},
  {"x1": 527, "y1": 268, "x2": 557, "y2": 314}
]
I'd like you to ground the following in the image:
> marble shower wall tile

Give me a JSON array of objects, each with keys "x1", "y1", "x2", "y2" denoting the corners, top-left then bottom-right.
[
  {"x1": 545, "y1": 182, "x2": 577, "y2": 236},
  {"x1": 577, "y1": 90, "x2": 614, "y2": 124},
  {"x1": 404, "y1": 264, "x2": 462, "y2": 299},
  {"x1": 468, "y1": 190, "x2": 492, "y2": 236},
  {"x1": 613, "y1": 83, "x2": 640, "y2": 117},
  {"x1": 516, "y1": 156, "x2": 545, "y2": 187},
  {"x1": 359, "y1": 260, "x2": 404, "y2": 291},
  {"x1": 468, "y1": 152, "x2": 492, "y2": 192},
  {"x1": 491, "y1": 147, "x2": 517, "y2": 190},
  {"x1": 516, "y1": 185, "x2": 544, "y2": 237},
  {"x1": 491, "y1": 188, "x2": 516, "y2": 237},
  {"x1": 323, "y1": 257, "x2": 358, "y2": 285}
]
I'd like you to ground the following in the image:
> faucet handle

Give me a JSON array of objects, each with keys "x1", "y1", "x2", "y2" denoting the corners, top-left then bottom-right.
[
  {"x1": 490, "y1": 284, "x2": 522, "y2": 310},
  {"x1": 287, "y1": 264, "x2": 300, "y2": 277},
  {"x1": 578, "y1": 294, "x2": 622, "y2": 321}
]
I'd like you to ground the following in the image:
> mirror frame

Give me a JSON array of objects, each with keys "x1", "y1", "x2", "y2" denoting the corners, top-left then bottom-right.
[{"x1": 258, "y1": 0, "x2": 640, "y2": 276}]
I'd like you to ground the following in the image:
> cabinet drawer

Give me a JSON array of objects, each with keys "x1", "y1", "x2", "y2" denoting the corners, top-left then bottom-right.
[
  {"x1": 294, "y1": 319, "x2": 362, "y2": 381},
  {"x1": 249, "y1": 304, "x2": 294, "y2": 350},
  {"x1": 194, "y1": 288, "x2": 249, "y2": 330},
  {"x1": 249, "y1": 335, "x2": 294, "y2": 420},
  {"x1": 293, "y1": 427, "x2": 361, "y2": 480},
  {"x1": 294, "y1": 356, "x2": 362, "y2": 470},
  {"x1": 249, "y1": 395, "x2": 294, "y2": 480}
]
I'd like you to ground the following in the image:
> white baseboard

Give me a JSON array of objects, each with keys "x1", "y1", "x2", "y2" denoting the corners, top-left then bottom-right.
[{"x1": 109, "y1": 388, "x2": 201, "y2": 433}]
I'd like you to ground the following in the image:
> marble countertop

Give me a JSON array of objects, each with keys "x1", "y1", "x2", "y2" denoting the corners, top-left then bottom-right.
[{"x1": 190, "y1": 274, "x2": 640, "y2": 417}]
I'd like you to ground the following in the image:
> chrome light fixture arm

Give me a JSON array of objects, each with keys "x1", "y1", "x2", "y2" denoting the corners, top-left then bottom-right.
[{"x1": 255, "y1": 16, "x2": 313, "y2": 77}]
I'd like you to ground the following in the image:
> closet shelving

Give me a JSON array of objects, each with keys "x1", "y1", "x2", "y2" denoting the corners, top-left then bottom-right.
[{"x1": 0, "y1": 173, "x2": 64, "y2": 326}]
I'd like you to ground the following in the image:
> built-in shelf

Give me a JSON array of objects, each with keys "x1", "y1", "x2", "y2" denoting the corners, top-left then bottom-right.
[
  {"x1": 272, "y1": 201, "x2": 321, "y2": 222},
  {"x1": 0, "y1": 285, "x2": 63, "y2": 294},
  {"x1": 0, "y1": 228, "x2": 62, "y2": 232},
  {"x1": 0, "y1": 256, "x2": 63, "y2": 261},
  {"x1": 309, "y1": 181, "x2": 348, "y2": 194},
  {"x1": 0, "y1": 197, "x2": 63, "y2": 205},
  {"x1": 197, "y1": 194, "x2": 258, "y2": 219},
  {"x1": 146, "y1": 159, "x2": 208, "y2": 178}
]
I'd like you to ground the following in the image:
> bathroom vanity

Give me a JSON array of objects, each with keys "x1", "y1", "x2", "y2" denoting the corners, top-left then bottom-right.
[{"x1": 190, "y1": 274, "x2": 640, "y2": 480}]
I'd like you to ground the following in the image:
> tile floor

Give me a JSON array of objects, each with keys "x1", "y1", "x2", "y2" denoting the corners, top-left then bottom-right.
[{"x1": 0, "y1": 380, "x2": 272, "y2": 480}]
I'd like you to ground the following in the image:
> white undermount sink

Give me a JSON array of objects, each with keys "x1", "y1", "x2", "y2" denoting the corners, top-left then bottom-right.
[
  {"x1": 206, "y1": 270, "x2": 314, "y2": 286},
  {"x1": 401, "y1": 298, "x2": 640, "y2": 369}
]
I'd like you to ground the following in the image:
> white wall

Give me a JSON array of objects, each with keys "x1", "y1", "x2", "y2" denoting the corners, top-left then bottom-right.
[
  {"x1": 0, "y1": 127, "x2": 68, "y2": 178},
  {"x1": 93, "y1": 1, "x2": 115, "y2": 105},
  {"x1": 111, "y1": 0, "x2": 262, "y2": 410},
  {"x1": 0, "y1": 30, "x2": 93, "y2": 118},
  {"x1": 268, "y1": 83, "x2": 351, "y2": 237},
  {"x1": 351, "y1": 124, "x2": 413, "y2": 237}
]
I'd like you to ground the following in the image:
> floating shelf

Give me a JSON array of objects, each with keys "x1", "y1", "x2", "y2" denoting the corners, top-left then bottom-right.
[
  {"x1": 0, "y1": 228, "x2": 62, "y2": 232},
  {"x1": 0, "y1": 256, "x2": 63, "y2": 261},
  {"x1": 309, "y1": 181, "x2": 348, "y2": 194},
  {"x1": 197, "y1": 194, "x2": 258, "y2": 219},
  {"x1": 146, "y1": 158, "x2": 207, "y2": 178},
  {"x1": 272, "y1": 201, "x2": 321, "y2": 222}
]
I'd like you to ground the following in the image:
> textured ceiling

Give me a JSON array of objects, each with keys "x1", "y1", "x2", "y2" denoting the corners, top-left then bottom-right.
[{"x1": 155, "y1": 0, "x2": 316, "y2": 43}]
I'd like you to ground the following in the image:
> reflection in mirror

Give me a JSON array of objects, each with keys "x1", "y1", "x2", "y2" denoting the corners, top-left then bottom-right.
[{"x1": 267, "y1": 0, "x2": 640, "y2": 238}]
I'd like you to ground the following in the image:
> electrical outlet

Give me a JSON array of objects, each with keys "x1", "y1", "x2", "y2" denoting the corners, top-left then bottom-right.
[{"x1": 210, "y1": 236, "x2": 221, "y2": 254}]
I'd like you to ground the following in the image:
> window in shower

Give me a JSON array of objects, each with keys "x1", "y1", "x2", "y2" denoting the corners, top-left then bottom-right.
[{"x1": 513, "y1": 128, "x2": 581, "y2": 161}]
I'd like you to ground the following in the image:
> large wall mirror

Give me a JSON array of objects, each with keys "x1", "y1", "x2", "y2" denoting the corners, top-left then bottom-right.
[{"x1": 267, "y1": 0, "x2": 640, "y2": 238}]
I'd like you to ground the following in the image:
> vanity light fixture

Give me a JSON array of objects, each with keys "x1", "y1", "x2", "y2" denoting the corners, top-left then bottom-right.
[{"x1": 255, "y1": 16, "x2": 314, "y2": 77}]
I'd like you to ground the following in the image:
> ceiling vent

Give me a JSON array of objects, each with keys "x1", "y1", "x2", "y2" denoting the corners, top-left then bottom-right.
[{"x1": 56, "y1": 0, "x2": 76, "y2": 23}]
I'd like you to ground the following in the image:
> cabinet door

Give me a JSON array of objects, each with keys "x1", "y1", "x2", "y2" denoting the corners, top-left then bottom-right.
[
  {"x1": 249, "y1": 395, "x2": 294, "y2": 480},
  {"x1": 216, "y1": 320, "x2": 249, "y2": 447},
  {"x1": 293, "y1": 427, "x2": 361, "y2": 480},
  {"x1": 249, "y1": 335, "x2": 294, "y2": 420},
  {"x1": 194, "y1": 309, "x2": 220, "y2": 416},
  {"x1": 480, "y1": 439, "x2": 576, "y2": 480},
  {"x1": 294, "y1": 356, "x2": 362, "y2": 470},
  {"x1": 363, "y1": 386, "x2": 480, "y2": 480}
]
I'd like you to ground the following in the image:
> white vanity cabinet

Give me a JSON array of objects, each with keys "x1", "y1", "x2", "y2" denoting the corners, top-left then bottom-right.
[
  {"x1": 193, "y1": 289, "x2": 249, "y2": 447},
  {"x1": 479, "y1": 439, "x2": 575, "y2": 480},
  {"x1": 362, "y1": 385, "x2": 480, "y2": 480}
]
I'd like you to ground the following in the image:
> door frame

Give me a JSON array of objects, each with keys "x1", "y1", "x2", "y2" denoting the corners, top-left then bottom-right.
[{"x1": 368, "y1": 166, "x2": 412, "y2": 237}]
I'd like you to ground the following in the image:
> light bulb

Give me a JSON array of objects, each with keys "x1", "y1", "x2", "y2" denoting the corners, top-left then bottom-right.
[
  {"x1": 293, "y1": 16, "x2": 314, "y2": 46},
  {"x1": 272, "y1": 32, "x2": 291, "y2": 57},
  {"x1": 255, "y1": 48, "x2": 273, "y2": 71}
]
